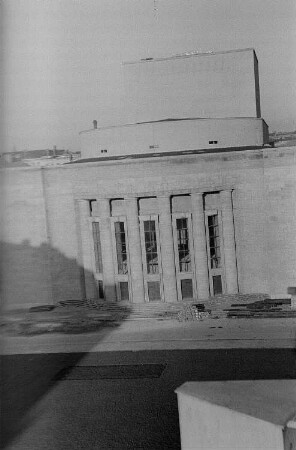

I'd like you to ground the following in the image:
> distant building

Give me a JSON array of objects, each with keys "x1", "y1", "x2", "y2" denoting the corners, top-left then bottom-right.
[
  {"x1": 2, "y1": 49, "x2": 296, "y2": 309},
  {"x1": 0, "y1": 147, "x2": 81, "y2": 167}
]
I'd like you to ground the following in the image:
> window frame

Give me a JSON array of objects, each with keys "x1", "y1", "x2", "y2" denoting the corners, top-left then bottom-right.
[
  {"x1": 172, "y1": 212, "x2": 197, "y2": 301},
  {"x1": 139, "y1": 215, "x2": 164, "y2": 302},
  {"x1": 110, "y1": 216, "x2": 131, "y2": 302},
  {"x1": 88, "y1": 217, "x2": 104, "y2": 299},
  {"x1": 205, "y1": 209, "x2": 225, "y2": 296}
]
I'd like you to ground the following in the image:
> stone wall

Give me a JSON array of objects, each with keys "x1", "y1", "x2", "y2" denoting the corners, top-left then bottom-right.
[{"x1": 1, "y1": 147, "x2": 295, "y2": 308}]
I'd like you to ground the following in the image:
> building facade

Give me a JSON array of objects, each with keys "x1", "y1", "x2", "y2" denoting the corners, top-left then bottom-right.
[
  {"x1": 2, "y1": 145, "x2": 296, "y2": 309},
  {"x1": 2, "y1": 49, "x2": 296, "y2": 309},
  {"x1": 74, "y1": 162, "x2": 239, "y2": 303}
]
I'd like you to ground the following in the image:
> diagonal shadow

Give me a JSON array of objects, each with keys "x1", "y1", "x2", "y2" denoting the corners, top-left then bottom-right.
[{"x1": 0, "y1": 240, "x2": 131, "y2": 449}]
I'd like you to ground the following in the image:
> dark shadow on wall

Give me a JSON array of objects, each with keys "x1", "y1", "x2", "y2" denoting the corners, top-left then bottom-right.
[
  {"x1": 1, "y1": 239, "x2": 87, "y2": 307},
  {"x1": 0, "y1": 240, "x2": 131, "y2": 449}
]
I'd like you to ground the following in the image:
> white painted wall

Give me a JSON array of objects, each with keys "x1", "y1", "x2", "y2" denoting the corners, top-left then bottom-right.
[
  {"x1": 176, "y1": 381, "x2": 296, "y2": 450},
  {"x1": 123, "y1": 49, "x2": 261, "y2": 124},
  {"x1": 80, "y1": 118, "x2": 268, "y2": 159},
  {"x1": 177, "y1": 393, "x2": 284, "y2": 450}
]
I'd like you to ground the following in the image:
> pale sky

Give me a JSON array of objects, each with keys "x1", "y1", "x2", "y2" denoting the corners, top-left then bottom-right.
[{"x1": 2, "y1": 0, "x2": 296, "y2": 152}]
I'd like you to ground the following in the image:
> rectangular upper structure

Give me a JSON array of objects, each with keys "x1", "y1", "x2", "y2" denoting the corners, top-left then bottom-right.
[
  {"x1": 80, "y1": 117, "x2": 268, "y2": 159},
  {"x1": 123, "y1": 48, "x2": 261, "y2": 123}
]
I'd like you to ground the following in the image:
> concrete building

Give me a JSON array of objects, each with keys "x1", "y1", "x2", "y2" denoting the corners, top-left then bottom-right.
[
  {"x1": 1, "y1": 49, "x2": 296, "y2": 309},
  {"x1": 123, "y1": 48, "x2": 262, "y2": 124},
  {"x1": 80, "y1": 48, "x2": 267, "y2": 160}
]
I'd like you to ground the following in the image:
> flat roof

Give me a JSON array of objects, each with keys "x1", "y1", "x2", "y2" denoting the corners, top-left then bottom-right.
[
  {"x1": 175, "y1": 380, "x2": 296, "y2": 427},
  {"x1": 123, "y1": 48, "x2": 256, "y2": 65},
  {"x1": 79, "y1": 116, "x2": 265, "y2": 135}
]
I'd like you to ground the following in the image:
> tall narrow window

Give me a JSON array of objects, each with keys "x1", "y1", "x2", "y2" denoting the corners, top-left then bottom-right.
[
  {"x1": 176, "y1": 218, "x2": 191, "y2": 272},
  {"x1": 144, "y1": 220, "x2": 159, "y2": 274},
  {"x1": 114, "y1": 221, "x2": 128, "y2": 274},
  {"x1": 92, "y1": 222, "x2": 103, "y2": 273},
  {"x1": 208, "y1": 214, "x2": 221, "y2": 269}
]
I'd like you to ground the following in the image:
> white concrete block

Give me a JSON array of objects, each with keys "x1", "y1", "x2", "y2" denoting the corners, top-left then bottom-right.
[{"x1": 175, "y1": 380, "x2": 296, "y2": 450}]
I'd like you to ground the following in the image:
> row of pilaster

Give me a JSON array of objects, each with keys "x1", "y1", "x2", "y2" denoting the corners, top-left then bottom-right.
[
  {"x1": 125, "y1": 197, "x2": 146, "y2": 303},
  {"x1": 98, "y1": 199, "x2": 117, "y2": 302},
  {"x1": 158, "y1": 196, "x2": 178, "y2": 303},
  {"x1": 221, "y1": 190, "x2": 239, "y2": 294},
  {"x1": 191, "y1": 192, "x2": 210, "y2": 298},
  {"x1": 78, "y1": 190, "x2": 238, "y2": 302}
]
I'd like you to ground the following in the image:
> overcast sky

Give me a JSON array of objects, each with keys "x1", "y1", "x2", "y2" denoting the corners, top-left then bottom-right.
[{"x1": 2, "y1": 0, "x2": 296, "y2": 152}]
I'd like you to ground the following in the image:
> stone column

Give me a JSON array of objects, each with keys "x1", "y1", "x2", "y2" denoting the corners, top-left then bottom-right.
[
  {"x1": 191, "y1": 192, "x2": 210, "y2": 299},
  {"x1": 97, "y1": 198, "x2": 117, "y2": 302},
  {"x1": 125, "y1": 197, "x2": 145, "y2": 303},
  {"x1": 76, "y1": 200, "x2": 96, "y2": 299},
  {"x1": 158, "y1": 195, "x2": 178, "y2": 303},
  {"x1": 221, "y1": 190, "x2": 238, "y2": 294}
]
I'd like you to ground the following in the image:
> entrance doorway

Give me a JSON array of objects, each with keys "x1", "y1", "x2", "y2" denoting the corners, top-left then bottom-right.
[
  {"x1": 110, "y1": 216, "x2": 131, "y2": 301},
  {"x1": 172, "y1": 213, "x2": 196, "y2": 301},
  {"x1": 205, "y1": 210, "x2": 225, "y2": 296},
  {"x1": 139, "y1": 215, "x2": 164, "y2": 302}
]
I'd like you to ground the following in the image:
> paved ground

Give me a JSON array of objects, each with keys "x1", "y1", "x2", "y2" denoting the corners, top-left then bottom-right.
[
  {"x1": 2, "y1": 347, "x2": 296, "y2": 450},
  {"x1": 2, "y1": 316, "x2": 296, "y2": 354},
  {"x1": 1, "y1": 311, "x2": 296, "y2": 449}
]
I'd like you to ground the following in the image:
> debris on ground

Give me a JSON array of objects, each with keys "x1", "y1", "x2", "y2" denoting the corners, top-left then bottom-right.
[
  {"x1": 1, "y1": 293, "x2": 295, "y2": 336},
  {"x1": 177, "y1": 304, "x2": 211, "y2": 322},
  {"x1": 226, "y1": 298, "x2": 296, "y2": 319},
  {"x1": 29, "y1": 305, "x2": 56, "y2": 313}
]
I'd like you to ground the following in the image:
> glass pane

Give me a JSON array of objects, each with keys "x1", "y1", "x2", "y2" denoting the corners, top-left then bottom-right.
[
  {"x1": 147, "y1": 281, "x2": 161, "y2": 301},
  {"x1": 208, "y1": 214, "x2": 221, "y2": 269},
  {"x1": 146, "y1": 253, "x2": 158, "y2": 274},
  {"x1": 213, "y1": 275, "x2": 223, "y2": 295},
  {"x1": 181, "y1": 279, "x2": 193, "y2": 299},
  {"x1": 119, "y1": 282, "x2": 129, "y2": 301},
  {"x1": 176, "y1": 218, "x2": 191, "y2": 272},
  {"x1": 92, "y1": 222, "x2": 103, "y2": 273},
  {"x1": 209, "y1": 237, "x2": 215, "y2": 248},
  {"x1": 114, "y1": 221, "x2": 128, "y2": 274},
  {"x1": 210, "y1": 247, "x2": 216, "y2": 257},
  {"x1": 213, "y1": 226, "x2": 220, "y2": 237},
  {"x1": 144, "y1": 220, "x2": 159, "y2": 274},
  {"x1": 144, "y1": 220, "x2": 155, "y2": 232},
  {"x1": 211, "y1": 257, "x2": 221, "y2": 269}
]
